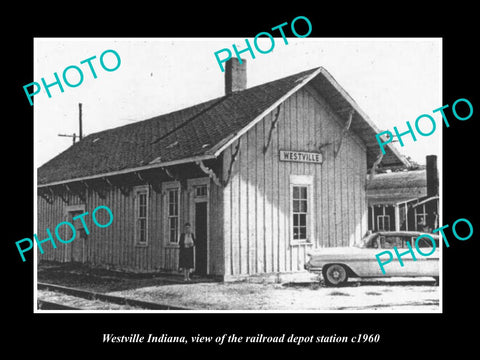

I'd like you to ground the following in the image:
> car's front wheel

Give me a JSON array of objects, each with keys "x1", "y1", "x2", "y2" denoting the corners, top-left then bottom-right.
[{"x1": 323, "y1": 264, "x2": 348, "y2": 286}]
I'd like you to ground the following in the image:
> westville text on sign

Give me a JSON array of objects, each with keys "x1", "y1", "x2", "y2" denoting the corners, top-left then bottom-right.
[{"x1": 279, "y1": 150, "x2": 323, "y2": 164}]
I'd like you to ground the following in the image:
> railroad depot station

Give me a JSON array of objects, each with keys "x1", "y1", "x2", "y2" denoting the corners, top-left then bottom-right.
[{"x1": 37, "y1": 58, "x2": 435, "y2": 281}]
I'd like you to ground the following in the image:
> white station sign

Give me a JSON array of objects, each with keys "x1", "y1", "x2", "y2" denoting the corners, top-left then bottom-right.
[{"x1": 279, "y1": 150, "x2": 323, "y2": 164}]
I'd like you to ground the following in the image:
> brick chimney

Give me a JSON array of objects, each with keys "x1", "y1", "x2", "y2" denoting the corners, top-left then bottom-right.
[
  {"x1": 225, "y1": 58, "x2": 247, "y2": 95},
  {"x1": 426, "y1": 155, "x2": 438, "y2": 197}
]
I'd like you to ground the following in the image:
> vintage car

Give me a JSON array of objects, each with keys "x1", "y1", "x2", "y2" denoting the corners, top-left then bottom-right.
[{"x1": 304, "y1": 231, "x2": 440, "y2": 286}]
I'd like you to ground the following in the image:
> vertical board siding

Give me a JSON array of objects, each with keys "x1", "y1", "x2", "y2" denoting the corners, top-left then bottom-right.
[
  {"x1": 256, "y1": 120, "x2": 265, "y2": 273},
  {"x1": 209, "y1": 179, "x2": 224, "y2": 275},
  {"x1": 271, "y1": 108, "x2": 279, "y2": 272},
  {"x1": 239, "y1": 138, "x2": 248, "y2": 274},
  {"x1": 231, "y1": 144, "x2": 240, "y2": 275},
  {"x1": 223, "y1": 88, "x2": 367, "y2": 276},
  {"x1": 278, "y1": 102, "x2": 287, "y2": 273},
  {"x1": 223, "y1": 147, "x2": 232, "y2": 276},
  {"x1": 246, "y1": 129, "x2": 257, "y2": 274},
  {"x1": 37, "y1": 180, "x2": 172, "y2": 272},
  {"x1": 209, "y1": 182, "x2": 218, "y2": 274},
  {"x1": 264, "y1": 111, "x2": 273, "y2": 273},
  {"x1": 347, "y1": 140, "x2": 356, "y2": 246},
  {"x1": 288, "y1": 91, "x2": 297, "y2": 271},
  {"x1": 340, "y1": 132, "x2": 349, "y2": 246},
  {"x1": 118, "y1": 187, "x2": 125, "y2": 267}
]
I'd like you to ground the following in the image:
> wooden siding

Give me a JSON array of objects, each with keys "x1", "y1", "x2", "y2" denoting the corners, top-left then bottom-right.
[
  {"x1": 38, "y1": 185, "x2": 162, "y2": 271},
  {"x1": 222, "y1": 87, "x2": 368, "y2": 277},
  {"x1": 37, "y1": 176, "x2": 225, "y2": 274},
  {"x1": 208, "y1": 180, "x2": 224, "y2": 275}
]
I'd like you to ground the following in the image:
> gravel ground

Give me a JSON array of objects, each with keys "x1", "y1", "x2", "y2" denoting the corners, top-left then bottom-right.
[
  {"x1": 108, "y1": 280, "x2": 439, "y2": 311},
  {"x1": 37, "y1": 289, "x2": 145, "y2": 310},
  {"x1": 37, "y1": 262, "x2": 440, "y2": 311}
]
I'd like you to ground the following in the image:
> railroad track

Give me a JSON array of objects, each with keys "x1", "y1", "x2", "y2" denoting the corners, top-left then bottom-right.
[
  {"x1": 37, "y1": 299, "x2": 80, "y2": 310},
  {"x1": 37, "y1": 282, "x2": 191, "y2": 310}
]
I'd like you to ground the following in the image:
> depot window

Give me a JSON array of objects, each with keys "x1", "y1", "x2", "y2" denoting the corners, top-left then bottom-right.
[
  {"x1": 163, "y1": 181, "x2": 181, "y2": 245},
  {"x1": 134, "y1": 185, "x2": 149, "y2": 245},
  {"x1": 290, "y1": 175, "x2": 314, "y2": 244}
]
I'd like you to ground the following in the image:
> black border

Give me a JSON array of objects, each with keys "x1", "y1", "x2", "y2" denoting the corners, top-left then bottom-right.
[{"x1": 6, "y1": 7, "x2": 478, "y2": 354}]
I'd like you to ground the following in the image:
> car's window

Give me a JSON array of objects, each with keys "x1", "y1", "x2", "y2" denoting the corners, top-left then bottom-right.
[
  {"x1": 415, "y1": 236, "x2": 439, "y2": 248},
  {"x1": 360, "y1": 233, "x2": 380, "y2": 248},
  {"x1": 380, "y1": 236, "x2": 409, "y2": 249},
  {"x1": 362, "y1": 234, "x2": 439, "y2": 249}
]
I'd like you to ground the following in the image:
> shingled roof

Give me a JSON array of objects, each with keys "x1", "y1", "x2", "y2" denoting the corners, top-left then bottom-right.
[
  {"x1": 38, "y1": 66, "x2": 408, "y2": 186},
  {"x1": 366, "y1": 169, "x2": 427, "y2": 204}
]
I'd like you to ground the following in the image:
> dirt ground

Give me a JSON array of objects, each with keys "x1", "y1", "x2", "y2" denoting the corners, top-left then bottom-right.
[
  {"x1": 37, "y1": 262, "x2": 440, "y2": 312},
  {"x1": 37, "y1": 262, "x2": 183, "y2": 292}
]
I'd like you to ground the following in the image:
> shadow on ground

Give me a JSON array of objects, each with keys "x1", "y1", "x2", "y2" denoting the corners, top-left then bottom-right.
[{"x1": 282, "y1": 278, "x2": 437, "y2": 289}]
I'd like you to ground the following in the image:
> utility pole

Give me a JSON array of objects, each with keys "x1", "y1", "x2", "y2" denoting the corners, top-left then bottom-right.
[
  {"x1": 58, "y1": 102, "x2": 84, "y2": 144},
  {"x1": 79, "y1": 102, "x2": 83, "y2": 141}
]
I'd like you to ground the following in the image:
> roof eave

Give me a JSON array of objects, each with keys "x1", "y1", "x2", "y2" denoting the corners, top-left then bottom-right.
[{"x1": 37, "y1": 153, "x2": 216, "y2": 188}]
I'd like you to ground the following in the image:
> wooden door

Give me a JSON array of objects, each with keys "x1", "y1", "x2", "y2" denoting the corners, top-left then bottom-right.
[
  {"x1": 194, "y1": 202, "x2": 208, "y2": 275},
  {"x1": 68, "y1": 210, "x2": 86, "y2": 263}
]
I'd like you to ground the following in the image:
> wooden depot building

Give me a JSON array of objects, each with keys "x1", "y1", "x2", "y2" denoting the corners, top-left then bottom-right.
[{"x1": 37, "y1": 58, "x2": 408, "y2": 280}]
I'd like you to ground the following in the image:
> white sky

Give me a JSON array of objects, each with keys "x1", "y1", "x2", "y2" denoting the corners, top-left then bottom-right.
[{"x1": 34, "y1": 38, "x2": 442, "y2": 168}]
